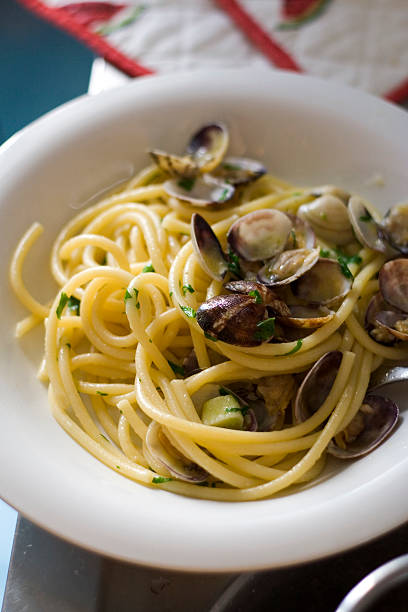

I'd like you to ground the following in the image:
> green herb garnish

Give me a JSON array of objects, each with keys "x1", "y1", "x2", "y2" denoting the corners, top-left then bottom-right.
[
  {"x1": 65, "y1": 343, "x2": 71, "y2": 349},
  {"x1": 219, "y1": 387, "x2": 230, "y2": 396},
  {"x1": 182, "y1": 284, "x2": 195, "y2": 296},
  {"x1": 100, "y1": 434, "x2": 109, "y2": 442},
  {"x1": 180, "y1": 305, "x2": 196, "y2": 318},
  {"x1": 335, "y1": 249, "x2": 362, "y2": 279},
  {"x1": 319, "y1": 248, "x2": 332, "y2": 258},
  {"x1": 169, "y1": 291, "x2": 173, "y2": 298},
  {"x1": 204, "y1": 332, "x2": 217, "y2": 342},
  {"x1": 152, "y1": 476, "x2": 173, "y2": 484},
  {"x1": 96, "y1": 391, "x2": 108, "y2": 396},
  {"x1": 168, "y1": 360, "x2": 185, "y2": 377},
  {"x1": 101, "y1": 255, "x2": 107, "y2": 265},
  {"x1": 56, "y1": 292, "x2": 69, "y2": 319},
  {"x1": 359, "y1": 209, "x2": 373, "y2": 222},
  {"x1": 227, "y1": 249, "x2": 243, "y2": 278},
  {"x1": 142, "y1": 264, "x2": 155, "y2": 273},
  {"x1": 222, "y1": 162, "x2": 241, "y2": 171},
  {"x1": 124, "y1": 289, "x2": 132, "y2": 302},
  {"x1": 283, "y1": 339, "x2": 303, "y2": 355},
  {"x1": 116, "y1": 465, "x2": 121, "y2": 469},
  {"x1": 67, "y1": 295, "x2": 80, "y2": 315},
  {"x1": 248, "y1": 289, "x2": 262, "y2": 304},
  {"x1": 177, "y1": 177, "x2": 196, "y2": 191},
  {"x1": 218, "y1": 187, "x2": 230, "y2": 203},
  {"x1": 290, "y1": 230, "x2": 298, "y2": 248},
  {"x1": 254, "y1": 317, "x2": 275, "y2": 341}
]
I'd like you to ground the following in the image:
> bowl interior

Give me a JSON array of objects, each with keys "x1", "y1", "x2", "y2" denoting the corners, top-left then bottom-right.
[{"x1": 0, "y1": 70, "x2": 407, "y2": 571}]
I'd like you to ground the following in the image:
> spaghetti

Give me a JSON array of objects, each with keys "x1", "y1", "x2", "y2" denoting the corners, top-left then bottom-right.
[{"x1": 9, "y1": 133, "x2": 406, "y2": 502}]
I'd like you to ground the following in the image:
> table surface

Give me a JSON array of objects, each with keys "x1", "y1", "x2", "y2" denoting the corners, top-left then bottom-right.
[{"x1": 1, "y1": 2, "x2": 408, "y2": 610}]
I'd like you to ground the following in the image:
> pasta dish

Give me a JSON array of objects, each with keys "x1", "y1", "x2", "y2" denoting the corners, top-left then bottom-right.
[{"x1": 9, "y1": 122, "x2": 405, "y2": 501}]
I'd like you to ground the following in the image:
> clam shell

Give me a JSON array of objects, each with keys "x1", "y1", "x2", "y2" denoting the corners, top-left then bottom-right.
[
  {"x1": 292, "y1": 258, "x2": 352, "y2": 307},
  {"x1": 278, "y1": 305, "x2": 335, "y2": 329},
  {"x1": 379, "y1": 259, "x2": 408, "y2": 313},
  {"x1": 327, "y1": 395, "x2": 399, "y2": 459},
  {"x1": 298, "y1": 195, "x2": 354, "y2": 245},
  {"x1": 284, "y1": 213, "x2": 316, "y2": 250},
  {"x1": 380, "y1": 202, "x2": 408, "y2": 255},
  {"x1": 187, "y1": 122, "x2": 229, "y2": 173},
  {"x1": 149, "y1": 149, "x2": 198, "y2": 178},
  {"x1": 257, "y1": 248, "x2": 320, "y2": 287},
  {"x1": 191, "y1": 213, "x2": 228, "y2": 281},
  {"x1": 196, "y1": 293, "x2": 269, "y2": 346},
  {"x1": 227, "y1": 209, "x2": 292, "y2": 262},
  {"x1": 348, "y1": 195, "x2": 391, "y2": 253},
  {"x1": 310, "y1": 185, "x2": 350, "y2": 203},
  {"x1": 213, "y1": 156, "x2": 266, "y2": 186},
  {"x1": 224, "y1": 280, "x2": 291, "y2": 316},
  {"x1": 294, "y1": 351, "x2": 343, "y2": 423},
  {"x1": 164, "y1": 174, "x2": 235, "y2": 207},
  {"x1": 144, "y1": 421, "x2": 208, "y2": 482},
  {"x1": 375, "y1": 311, "x2": 408, "y2": 342}
]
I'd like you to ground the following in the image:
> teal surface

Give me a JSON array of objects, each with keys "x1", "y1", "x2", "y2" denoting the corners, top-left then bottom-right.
[
  {"x1": 0, "y1": 0, "x2": 94, "y2": 605},
  {"x1": 0, "y1": 0, "x2": 94, "y2": 143}
]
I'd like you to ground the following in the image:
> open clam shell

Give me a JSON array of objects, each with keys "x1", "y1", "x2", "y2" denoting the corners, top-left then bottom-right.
[
  {"x1": 191, "y1": 213, "x2": 229, "y2": 281},
  {"x1": 227, "y1": 209, "x2": 292, "y2": 262},
  {"x1": 278, "y1": 305, "x2": 335, "y2": 329},
  {"x1": 294, "y1": 351, "x2": 343, "y2": 423},
  {"x1": 196, "y1": 293, "x2": 270, "y2": 346},
  {"x1": 327, "y1": 395, "x2": 399, "y2": 459},
  {"x1": 164, "y1": 174, "x2": 235, "y2": 207},
  {"x1": 145, "y1": 421, "x2": 208, "y2": 482},
  {"x1": 379, "y1": 259, "x2": 408, "y2": 313},
  {"x1": 257, "y1": 248, "x2": 320, "y2": 287},
  {"x1": 213, "y1": 156, "x2": 266, "y2": 186},
  {"x1": 365, "y1": 293, "x2": 399, "y2": 345},
  {"x1": 148, "y1": 149, "x2": 198, "y2": 178},
  {"x1": 374, "y1": 311, "x2": 408, "y2": 342},
  {"x1": 310, "y1": 185, "x2": 350, "y2": 203},
  {"x1": 284, "y1": 214, "x2": 316, "y2": 250},
  {"x1": 380, "y1": 202, "x2": 408, "y2": 255},
  {"x1": 186, "y1": 122, "x2": 229, "y2": 173},
  {"x1": 297, "y1": 195, "x2": 354, "y2": 245},
  {"x1": 292, "y1": 258, "x2": 352, "y2": 307},
  {"x1": 348, "y1": 195, "x2": 392, "y2": 254}
]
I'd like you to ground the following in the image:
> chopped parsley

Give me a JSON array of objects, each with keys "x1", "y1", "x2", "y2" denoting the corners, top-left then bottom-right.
[
  {"x1": 169, "y1": 291, "x2": 173, "y2": 298},
  {"x1": 283, "y1": 339, "x2": 303, "y2": 355},
  {"x1": 65, "y1": 343, "x2": 71, "y2": 349},
  {"x1": 124, "y1": 288, "x2": 139, "y2": 304},
  {"x1": 335, "y1": 249, "x2": 362, "y2": 280},
  {"x1": 136, "y1": 301, "x2": 141, "y2": 309},
  {"x1": 319, "y1": 212, "x2": 328, "y2": 221},
  {"x1": 225, "y1": 406, "x2": 248, "y2": 415},
  {"x1": 182, "y1": 284, "x2": 195, "y2": 296},
  {"x1": 254, "y1": 317, "x2": 275, "y2": 341},
  {"x1": 291, "y1": 191, "x2": 302, "y2": 197},
  {"x1": 124, "y1": 289, "x2": 132, "y2": 302},
  {"x1": 100, "y1": 434, "x2": 109, "y2": 442},
  {"x1": 142, "y1": 264, "x2": 155, "y2": 273},
  {"x1": 116, "y1": 465, "x2": 121, "y2": 469},
  {"x1": 168, "y1": 360, "x2": 185, "y2": 377},
  {"x1": 96, "y1": 391, "x2": 108, "y2": 396},
  {"x1": 180, "y1": 305, "x2": 196, "y2": 318},
  {"x1": 290, "y1": 230, "x2": 298, "y2": 248},
  {"x1": 177, "y1": 177, "x2": 196, "y2": 191},
  {"x1": 227, "y1": 249, "x2": 243, "y2": 278},
  {"x1": 222, "y1": 162, "x2": 241, "y2": 171},
  {"x1": 204, "y1": 331, "x2": 217, "y2": 342},
  {"x1": 359, "y1": 209, "x2": 373, "y2": 222},
  {"x1": 152, "y1": 476, "x2": 173, "y2": 484},
  {"x1": 248, "y1": 289, "x2": 262, "y2": 304},
  {"x1": 67, "y1": 295, "x2": 80, "y2": 315},
  {"x1": 56, "y1": 292, "x2": 69, "y2": 319},
  {"x1": 219, "y1": 387, "x2": 230, "y2": 396},
  {"x1": 319, "y1": 248, "x2": 332, "y2": 258},
  {"x1": 101, "y1": 254, "x2": 107, "y2": 265},
  {"x1": 218, "y1": 187, "x2": 230, "y2": 203}
]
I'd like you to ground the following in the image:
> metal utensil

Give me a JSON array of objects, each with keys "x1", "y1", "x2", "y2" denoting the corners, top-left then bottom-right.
[{"x1": 369, "y1": 361, "x2": 408, "y2": 392}]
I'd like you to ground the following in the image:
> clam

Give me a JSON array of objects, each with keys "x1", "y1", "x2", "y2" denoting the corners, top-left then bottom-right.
[
  {"x1": 327, "y1": 395, "x2": 399, "y2": 459},
  {"x1": 144, "y1": 421, "x2": 208, "y2": 482},
  {"x1": 297, "y1": 195, "x2": 354, "y2": 245},
  {"x1": 380, "y1": 202, "x2": 408, "y2": 255},
  {"x1": 257, "y1": 248, "x2": 320, "y2": 287},
  {"x1": 284, "y1": 213, "x2": 316, "y2": 250},
  {"x1": 186, "y1": 122, "x2": 229, "y2": 173},
  {"x1": 278, "y1": 305, "x2": 335, "y2": 329},
  {"x1": 379, "y1": 259, "x2": 408, "y2": 313},
  {"x1": 292, "y1": 259, "x2": 352, "y2": 307},
  {"x1": 224, "y1": 280, "x2": 291, "y2": 316},
  {"x1": 196, "y1": 293, "x2": 272, "y2": 346},
  {"x1": 374, "y1": 311, "x2": 408, "y2": 342},
  {"x1": 163, "y1": 174, "x2": 235, "y2": 207},
  {"x1": 348, "y1": 196, "x2": 392, "y2": 254},
  {"x1": 294, "y1": 351, "x2": 343, "y2": 423},
  {"x1": 365, "y1": 293, "x2": 398, "y2": 345},
  {"x1": 213, "y1": 156, "x2": 266, "y2": 186},
  {"x1": 191, "y1": 213, "x2": 228, "y2": 281},
  {"x1": 310, "y1": 185, "x2": 350, "y2": 204},
  {"x1": 149, "y1": 149, "x2": 198, "y2": 178},
  {"x1": 227, "y1": 210, "x2": 292, "y2": 262},
  {"x1": 183, "y1": 349, "x2": 201, "y2": 377}
]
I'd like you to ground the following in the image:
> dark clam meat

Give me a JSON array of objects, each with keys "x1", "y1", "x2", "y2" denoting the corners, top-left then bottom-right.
[{"x1": 196, "y1": 293, "x2": 272, "y2": 346}]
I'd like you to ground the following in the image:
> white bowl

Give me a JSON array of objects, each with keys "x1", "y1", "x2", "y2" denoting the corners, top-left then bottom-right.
[{"x1": 0, "y1": 69, "x2": 407, "y2": 572}]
